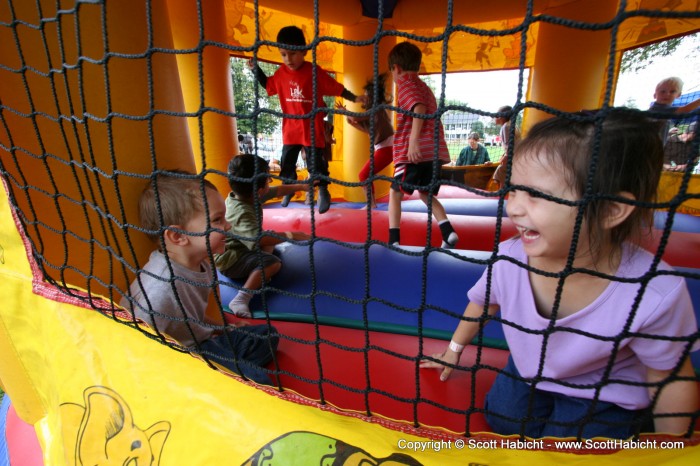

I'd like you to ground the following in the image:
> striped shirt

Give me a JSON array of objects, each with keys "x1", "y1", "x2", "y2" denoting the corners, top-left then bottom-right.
[{"x1": 393, "y1": 73, "x2": 450, "y2": 167}]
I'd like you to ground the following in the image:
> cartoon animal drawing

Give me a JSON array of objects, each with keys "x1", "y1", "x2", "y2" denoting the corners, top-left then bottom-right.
[
  {"x1": 60, "y1": 386, "x2": 171, "y2": 466},
  {"x1": 224, "y1": 0, "x2": 254, "y2": 46},
  {"x1": 242, "y1": 431, "x2": 423, "y2": 466},
  {"x1": 302, "y1": 22, "x2": 338, "y2": 69}
]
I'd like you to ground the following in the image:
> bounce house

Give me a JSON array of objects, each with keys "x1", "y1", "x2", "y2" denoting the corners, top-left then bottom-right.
[{"x1": 1, "y1": 0, "x2": 699, "y2": 464}]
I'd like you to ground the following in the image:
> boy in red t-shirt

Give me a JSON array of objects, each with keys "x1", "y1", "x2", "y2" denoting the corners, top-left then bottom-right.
[
  {"x1": 387, "y1": 42, "x2": 458, "y2": 248},
  {"x1": 249, "y1": 26, "x2": 367, "y2": 213}
]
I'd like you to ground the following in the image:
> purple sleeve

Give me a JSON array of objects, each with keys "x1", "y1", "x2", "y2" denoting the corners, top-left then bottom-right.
[
  {"x1": 467, "y1": 266, "x2": 501, "y2": 307},
  {"x1": 629, "y1": 278, "x2": 699, "y2": 370}
]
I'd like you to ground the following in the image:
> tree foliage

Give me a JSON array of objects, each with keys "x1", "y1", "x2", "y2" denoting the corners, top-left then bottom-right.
[
  {"x1": 230, "y1": 57, "x2": 282, "y2": 136},
  {"x1": 470, "y1": 120, "x2": 485, "y2": 137},
  {"x1": 620, "y1": 37, "x2": 683, "y2": 74}
]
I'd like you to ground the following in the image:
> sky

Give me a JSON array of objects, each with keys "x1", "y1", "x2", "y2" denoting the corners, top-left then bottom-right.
[{"x1": 429, "y1": 33, "x2": 700, "y2": 114}]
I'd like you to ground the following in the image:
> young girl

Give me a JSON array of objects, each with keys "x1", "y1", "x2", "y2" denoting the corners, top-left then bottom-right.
[
  {"x1": 341, "y1": 73, "x2": 394, "y2": 208},
  {"x1": 421, "y1": 110, "x2": 699, "y2": 439},
  {"x1": 491, "y1": 105, "x2": 521, "y2": 189}
]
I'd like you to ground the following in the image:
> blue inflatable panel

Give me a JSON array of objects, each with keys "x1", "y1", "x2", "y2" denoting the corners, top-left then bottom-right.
[
  {"x1": 373, "y1": 199, "x2": 700, "y2": 234},
  {"x1": 219, "y1": 242, "x2": 505, "y2": 344},
  {"x1": 264, "y1": 201, "x2": 367, "y2": 210},
  {"x1": 373, "y1": 198, "x2": 506, "y2": 217},
  {"x1": 219, "y1": 242, "x2": 700, "y2": 367},
  {"x1": 0, "y1": 396, "x2": 10, "y2": 466},
  {"x1": 654, "y1": 211, "x2": 700, "y2": 233}
]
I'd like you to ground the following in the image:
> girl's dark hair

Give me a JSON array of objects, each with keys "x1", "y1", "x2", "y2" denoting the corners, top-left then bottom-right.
[
  {"x1": 227, "y1": 154, "x2": 269, "y2": 198},
  {"x1": 514, "y1": 109, "x2": 663, "y2": 258},
  {"x1": 363, "y1": 73, "x2": 391, "y2": 105}
]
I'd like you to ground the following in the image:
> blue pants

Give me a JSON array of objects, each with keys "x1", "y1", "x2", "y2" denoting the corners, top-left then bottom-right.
[
  {"x1": 485, "y1": 357, "x2": 652, "y2": 439},
  {"x1": 200, "y1": 324, "x2": 279, "y2": 385}
]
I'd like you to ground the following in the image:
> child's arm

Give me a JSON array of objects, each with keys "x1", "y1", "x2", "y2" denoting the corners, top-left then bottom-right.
[
  {"x1": 420, "y1": 301, "x2": 499, "y2": 381},
  {"x1": 247, "y1": 58, "x2": 268, "y2": 88},
  {"x1": 647, "y1": 357, "x2": 699, "y2": 434},
  {"x1": 266, "y1": 182, "x2": 318, "y2": 200},
  {"x1": 676, "y1": 97, "x2": 700, "y2": 114},
  {"x1": 336, "y1": 102, "x2": 370, "y2": 133},
  {"x1": 347, "y1": 115, "x2": 371, "y2": 133},
  {"x1": 407, "y1": 103, "x2": 427, "y2": 163},
  {"x1": 258, "y1": 230, "x2": 311, "y2": 250},
  {"x1": 340, "y1": 88, "x2": 369, "y2": 107}
]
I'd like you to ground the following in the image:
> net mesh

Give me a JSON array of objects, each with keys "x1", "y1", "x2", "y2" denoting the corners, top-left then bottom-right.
[{"x1": 0, "y1": 0, "x2": 699, "y2": 440}]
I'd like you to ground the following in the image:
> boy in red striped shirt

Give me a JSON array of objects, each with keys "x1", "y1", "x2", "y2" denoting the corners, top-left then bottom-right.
[{"x1": 387, "y1": 42, "x2": 458, "y2": 248}]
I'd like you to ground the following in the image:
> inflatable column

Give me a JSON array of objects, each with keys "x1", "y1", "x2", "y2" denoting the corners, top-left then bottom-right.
[
  {"x1": 0, "y1": 0, "x2": 191, "y2": 423},
  {"x1": 523, "y1": 0, "x2": 619, "y2": 131},
  {"x1": 166, "y1": 0, "x2": 238, "y2": 196},
  {"x1": 341, "y1": 21, "x2": 395, "y2": 202}
]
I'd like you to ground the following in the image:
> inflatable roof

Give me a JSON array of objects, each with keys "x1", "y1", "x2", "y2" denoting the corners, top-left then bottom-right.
[{"x1": 225, "y1": 0, "x2": 700, "y2": 73}]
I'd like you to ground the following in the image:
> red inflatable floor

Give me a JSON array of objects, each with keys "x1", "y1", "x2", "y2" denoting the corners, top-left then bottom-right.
[{"x1": 264, "y1": 320, "x2": 509, "y2": 434}]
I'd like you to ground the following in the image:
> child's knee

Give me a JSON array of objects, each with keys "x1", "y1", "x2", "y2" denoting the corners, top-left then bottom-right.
[{"x1": 266, "y1": 261, "x2": 282, "y2": 277}]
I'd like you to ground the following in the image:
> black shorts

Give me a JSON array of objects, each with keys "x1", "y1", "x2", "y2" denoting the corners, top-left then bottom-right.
[
  {"x1": 391, "y1": 162, "x2": 442, "y2": 195},
  {"x1": 220, "y1": 250, "x2": 281, "y2": 281}
]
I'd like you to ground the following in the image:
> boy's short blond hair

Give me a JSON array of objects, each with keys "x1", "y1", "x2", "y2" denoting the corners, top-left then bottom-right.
[
  {"x1": 656, "y1": 76, "x2": 683, "y2": 93},
  {"x1": 138, "y1": 170, "x2": 217, "y2": 242}
]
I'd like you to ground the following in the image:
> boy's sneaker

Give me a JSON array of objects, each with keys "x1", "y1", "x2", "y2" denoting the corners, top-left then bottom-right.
[
  {"x1": 281, "y1": 194, "x2": 293, "y2": 207},
  {"x1": 441, "y1": 232, "x2": 459, "y2": 249},
  {"x1": 318, "y1": 186, "x2": 331, "y2": 213},
  {"x1": 228, "y1": 300, "x2": 252, "y2": 318}
]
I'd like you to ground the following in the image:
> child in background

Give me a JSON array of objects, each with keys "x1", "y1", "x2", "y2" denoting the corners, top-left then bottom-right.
[
  {"x1": 491, "y1": 105, "x2": 521, "y2": 188},
  {"x1": 649, "y1": 77, "x2": 700, "y2": 145},
  {"x1": 421, "y1": 110, "x2": 699, "y2": 438},
  {"x1": 249, "y1": 25, "x2": 368, "y2": 213},
  {"x1": 120, "y1": 171, "x2": 279, "y2": 385},
  {"x1": 216, "y1": 154, "x2": 312, "y2": 317},
  {"x1": 387, "y1": 42, "x2": 458, "y2": 248},
  {"x1": 341, "y1": 73, "x2": 395, "y2": 208}
]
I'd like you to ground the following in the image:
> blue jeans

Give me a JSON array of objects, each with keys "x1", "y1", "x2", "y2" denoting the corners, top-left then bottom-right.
[
  {"x1": 200, "y1": 324, "x2": 279, "y2": 385},
  {"x1": 485, "y1": 357, "x2": 652, "y2": 438}
]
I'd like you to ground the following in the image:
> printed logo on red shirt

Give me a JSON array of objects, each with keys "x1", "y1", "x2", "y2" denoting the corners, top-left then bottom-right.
[{"x1": 288, "y1": 81, "x2": 306, "y2": 103}]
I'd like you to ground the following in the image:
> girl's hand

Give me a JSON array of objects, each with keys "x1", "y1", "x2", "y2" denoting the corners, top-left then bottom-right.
[
  {"x1": 356, "y1": 95, "x2": 370, "y2": 107},
  {"x1": 289, "y1": 231, "x2": 312, "y2": 241},
  {"x1": 419, "y1": 349, "x2": 462, "y2": 381},
  {"x1": 335, "y1": 101, "x2": 346, "y2": 110}
]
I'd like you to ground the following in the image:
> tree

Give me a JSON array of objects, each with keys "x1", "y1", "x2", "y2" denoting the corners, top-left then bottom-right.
[
  {"x1": 484, "y1": 120, "x2": 499, "y2": 137},
  {"x1": 230, "y1": 57, "x2": 281, "y2": 136},
  {"x1": 620, "y1": 33, "x2": 697, "y2": 74},
  {"x1": 444, "y1": 98, "x2": 469, "y2": 108},
  {"x1": 470, "y1": 120, "x2": 484, "y2": 137},
  {"x1": 623, "y1": 96, "x2": 638, "y2": 110}
]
